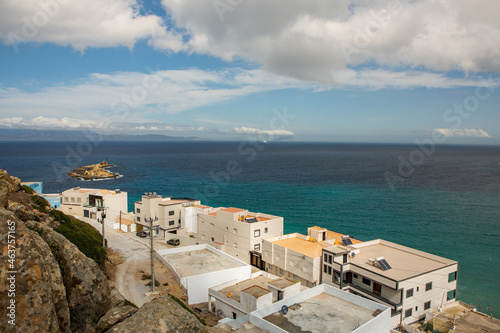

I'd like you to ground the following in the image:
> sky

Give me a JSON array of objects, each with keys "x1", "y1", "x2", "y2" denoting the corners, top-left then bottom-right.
[{"x1": 0, "y1": 0, "x2": 499, "y2": 144}]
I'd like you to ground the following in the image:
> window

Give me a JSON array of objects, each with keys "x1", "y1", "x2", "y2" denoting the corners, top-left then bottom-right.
[
  {"x1": 137, "y1": 217, "x2": 140, "y2": 222},
  {"x1": 233, "y1": 228, "x2": 238, "y2": 234},
  {"x1": 232, "y1": 312, "x2": 237, "y2": 319},
  {"x1": 425, "y1": 282, "x2": 433, "y2": 291},
  {"x1": 406, "y1": 288, "x2": 414, "y2": 298},
  {"x1": 233, "y1": 242, "x2": 238, "y2": 249},
  {"x1": 264, "y1": 227, "x2": 268, "y2": 233},
  {"x1": 254, "y1": 229, "x2": 261, "y2": 237},
  {"x1": 324, "y1": 253, "x2": 328, "y2": 262},
  {"x1": 415, "y1": 306, "x2": 418, "y2": 311},
  {"x1": 76, "y1": 198, "x2": 81, "y2": 203},
  {"x1": 279, "y1": 268, "x2": 284, "y2": 275},
  {"x1": 424, "y1": 301, "x2": 431, "y2": 310},
  {"x1": 362, "y1": 277, "x2": 371, "y2": 286},
  {"x1": 447, "y1": 289, "x2": 456, "y2": 301},
  {"x1": 71, "y1": 197, "x2": 75, "y2": 203},
  {"x1": 353, "y1": 273, "x2": 358, "y2": 279},
  {"x1": 328, "y1": 266, "x2": 332, "y2": 275},
  {"x1": 405, "y1": 308, "x2": 412, "y2": 318},
  {"x1": 169, "y1": 220, "x2": 174, "y2": 226},
  {"x1": 254, "y1": 244, "x2": 260, "y2": 251},
  {"x1": 449, "y1": 271, "x2": 457, "y2": 282},
  {"x1": 324, "y1": 264, "x2": 328, "y2": 273},
  {"x1": 268, "y1": 264, "x2": 273, "y2": 271},
  {"x1": 328, "y1": 255, "x2": 332, "y2": 264},
  {"x1": 136, "y1": 208, "x2": 140, "y2": 213},
  {"x1": 211, "y1": 237, "x2": 214, "y2": 242},
  {"x1": 343, "y1": 253, "x2": 348, "y2": 264},
  {"x1": 417, "y1": 287, "x2": 419, "y2": 292},
  {"x1": 64, "y1": 197, "x2": 69, "y2": 202},
  {"x1": 169, "y1": 210, "x2": 174, "y2": 216}
]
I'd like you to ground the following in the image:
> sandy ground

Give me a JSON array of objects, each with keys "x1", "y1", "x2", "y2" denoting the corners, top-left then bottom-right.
[{"x1": 76, "y1": 216, "x2": 219, "y2": 325}]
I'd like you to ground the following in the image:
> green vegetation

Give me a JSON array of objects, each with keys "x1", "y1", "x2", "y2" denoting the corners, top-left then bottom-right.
[
  {"x1": 168, "y1": 294, "x2": 207, "y2": 326},
  {"x1": 32, "y1": 195, "x2": 50, "y2": 213},
  {"x1": 141, "y1": 273, "x2": 151, "y2": 280},
  {"x1": 51, "y1": 210, "x2": 106, "y2": 267},
  {"x1": 20, "y1": 185, "x2": 35, "y2": 194}
]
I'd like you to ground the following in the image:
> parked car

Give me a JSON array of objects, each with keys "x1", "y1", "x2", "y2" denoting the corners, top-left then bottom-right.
[
  {"x1": 136, "y1": 231, "x2": 149, "y2": 238},
  {"x1": 167, "y1": 238, "x2": 180, "y2": 246}
]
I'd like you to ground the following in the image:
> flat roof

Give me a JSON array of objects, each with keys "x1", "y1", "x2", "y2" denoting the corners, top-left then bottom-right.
[
  {"x1": 162, "y1": 249, "x2": 239, "y2": 278},
  {"x1": 309, "y1": 226, "x2": 326, "y2": 231},
  {"x1": 268, "y1": 278, "x2": 299, "y2": 290},
  {"x1": 326, "y1": 230, "x2": 363, "y2": 245},
  {"x1": 350, "y1": 240, "x2": 457, "y2": 281},
  {"x1": 270, "y1": 237, "x2": 326, "y2": 258},
  {"x1": 242, "y1": 285, "x2": 272, "y2": 298},
  {"x1": 218, "y1": 275, "x2": 277, "y2": 302},
  {"x1": 263, "y1": 292, "x2": 375, "y2": 333},
  {"x1": 221, "y1": 207, "x2": 246, "y2": 213}
]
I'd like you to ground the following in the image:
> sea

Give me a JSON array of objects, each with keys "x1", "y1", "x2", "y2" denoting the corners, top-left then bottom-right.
[{"x1": 1, "y1": 141, "x2": 499, "y2": 315}]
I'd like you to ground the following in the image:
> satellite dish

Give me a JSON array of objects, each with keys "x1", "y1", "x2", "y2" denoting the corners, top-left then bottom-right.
[
  {"x1": 351, "y1": 252, "x2": 356, "y2": 258},
  {"x1": 281, "y1": 305, "x2": 289, "y2": 315}
]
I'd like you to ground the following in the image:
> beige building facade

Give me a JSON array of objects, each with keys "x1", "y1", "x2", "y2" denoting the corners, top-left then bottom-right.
[
  {"x1": 60, "y1": 187, "x2": 127, "y2": 224},
  {"x1": 197, "y1": 207, "x2": 284, "y2": 265},
  {"x1": 134, "y1": 193, "x2": 202, "y2": 236}
]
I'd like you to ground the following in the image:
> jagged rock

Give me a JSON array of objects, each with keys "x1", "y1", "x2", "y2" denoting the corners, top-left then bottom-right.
[
  {"x1": 97, "y1": 305, "x2": 137, "y2": 332},
  {"x1": 110, "y1": 285, "x2": 126, "y2": 308},
  {"x1": 25, "y1": 221, "x2": 112, "y2": 333},
  {"x1": 0, "y1": 210, "x2": 71, "y2": 333},
  {"x1": 0, "y1": 169, "x2": 20, "y2": 208},
  {"x1": 107, "y1": 296, "x2": 206, "y2": 333}
]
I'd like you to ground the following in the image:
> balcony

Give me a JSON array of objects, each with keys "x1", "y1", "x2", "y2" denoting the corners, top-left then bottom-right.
[{"x1": 345, "y1": 282, "x2": 402, "y2": 310}]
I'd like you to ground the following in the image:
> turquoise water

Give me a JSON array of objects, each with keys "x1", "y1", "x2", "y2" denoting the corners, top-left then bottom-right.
[{"x1": 1, "y1": 141, "x2": 499, "y2": 315}]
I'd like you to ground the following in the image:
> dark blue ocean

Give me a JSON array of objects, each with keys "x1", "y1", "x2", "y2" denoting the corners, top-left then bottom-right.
[{"x1": 1, "y1": 141, "x2": 499, "y2": 315}]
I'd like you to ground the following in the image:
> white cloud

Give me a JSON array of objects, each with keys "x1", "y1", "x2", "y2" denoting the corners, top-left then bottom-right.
[
  {"x1": 161, "y1": 0, "x2": 500, "y2": 82},
  {"x1": 0, "y1": 68, "x2": 315, "y2": 120},
  {"x1": 0, "y1": 0, "x2": 184, "y2": 52},
  {"x1": 233, "y1": 126, "x2": 294, "y2": 137},
  {"x1": 433, "y1": 128, "x2": 491, "y2": 138},
  {"x1": 0, "y1": 116, "x2": 102, "y2": 129}
]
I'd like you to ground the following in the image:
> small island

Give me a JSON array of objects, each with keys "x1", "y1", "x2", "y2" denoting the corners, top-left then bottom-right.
[{"x1": 68, "y1": 160, "x2": 121, "y2": 181}]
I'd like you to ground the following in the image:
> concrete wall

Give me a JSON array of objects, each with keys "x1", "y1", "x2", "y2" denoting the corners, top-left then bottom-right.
[
  {"x1": 399, "y1": 263, "x2": 458, "y2": 325},
  {"x1": 241, "y1": 291, "x2": 273, "y2": 314},
  {"x1": 42, "y1": 194, "x2": 62, "y2": 208},
  {"x1": 249, "y1": 284, "x2": 391, "y2": 333},
  {"x1": 157, "y1": 244, "x2": 252, "y2": 305}
]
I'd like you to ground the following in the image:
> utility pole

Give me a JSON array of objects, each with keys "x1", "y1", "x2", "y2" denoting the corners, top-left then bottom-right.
[
  {"x1": 145, "y1": 216, "x2": 156, "y2": 293},
  {"x1": 102, "y1": 207, "x2": 106, "y2": 248}
]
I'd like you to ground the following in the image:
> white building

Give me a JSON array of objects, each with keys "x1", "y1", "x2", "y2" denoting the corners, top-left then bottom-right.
[
  {"x1": 156, "y1": 244, "x2": 251, "y2": 305},
  {"x1": 208, "y1": 272, "x2": 301, "y2": 319},
  {"x1": 244, "y1": 283, "x2": 391, "y2": 333},
  {"x1": 321, "y1": 238, "x2": 458, "y2": 328},
  {"x1": 197, "y1": 207, "x2": 284, "y2": 265},
  {"x1": 134, "y1": 193, "x2": 203, "y2": 236},
  {"x1": 262, "y1": 226, "x2": 360, "y2": 287},
  {"x1": 60, "y1": 187, "x2": 127, "y2": 226}
]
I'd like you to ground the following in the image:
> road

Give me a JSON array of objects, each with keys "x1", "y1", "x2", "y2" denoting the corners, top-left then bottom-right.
[{"x1": 78, "y1": 216, "x2": 169, "y2": 307}]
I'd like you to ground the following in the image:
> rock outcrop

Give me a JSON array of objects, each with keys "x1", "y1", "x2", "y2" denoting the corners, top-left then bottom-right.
[
  {"x1": 96, "y1": 305, "x2": 137, "y2": 332},
  {"x1": 25, "y1": 221, "x2": 112, "y2": 333},
  {"x1": 107, "y1": 296, "x2": 206, "y2": 333},
  {"x1": 0, "y1": 209, "x2": 71, "y2": 333}
]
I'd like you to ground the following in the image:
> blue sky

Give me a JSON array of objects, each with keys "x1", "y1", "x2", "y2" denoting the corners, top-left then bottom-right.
[{"x1": 0, "y1": 0, "x2": 499, "y2": 144}]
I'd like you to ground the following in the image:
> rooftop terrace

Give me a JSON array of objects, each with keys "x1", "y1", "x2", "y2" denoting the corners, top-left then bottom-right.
[
  {"x1": 263, "y1": 293, "x2": 375, "y2": 333},
  {"x1": 350, "y1": 239, "x2": 457, "y2": 280},
  {"x1": 162, "y1": 249, "x2": 239, "y2": 278}
]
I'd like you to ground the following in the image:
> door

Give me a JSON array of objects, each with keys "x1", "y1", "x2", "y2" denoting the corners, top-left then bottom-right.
[
  {"x1": 373, "y1": 282, "x2": 382, "y2": 296},
  {"x1": 345, "y1": 272, "x2": 352, "y2": 284}
]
